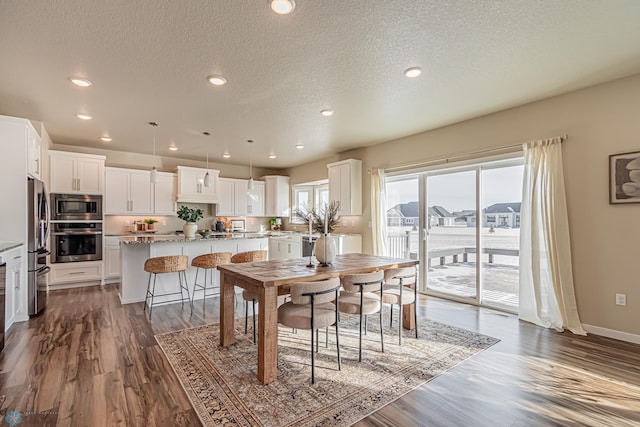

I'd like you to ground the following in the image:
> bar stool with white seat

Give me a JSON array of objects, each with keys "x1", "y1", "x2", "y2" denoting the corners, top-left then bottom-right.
[
  {"x1": 381, "y1": 266, "x2": 418, "y2": 345},
  {"x1": 231, "y1": 250, "x2": 268, "y2": 343},
  {"x1": 190, "y1": 252, "x2": 232, "y2": 315},
  {"x1": 143, "y1": 255, "x2": 190, "y2": 318}
]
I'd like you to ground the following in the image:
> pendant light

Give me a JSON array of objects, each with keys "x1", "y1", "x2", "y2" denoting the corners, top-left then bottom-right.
[
  {"x1": 203, "y1": 132, "x2": 212, "y2": 188},
  {"x1": 149, "y1": 122, "x2": 160, "y2": 183},
  {"x1": 247, "y1": 139, "x2": 255, "y2": 191}
]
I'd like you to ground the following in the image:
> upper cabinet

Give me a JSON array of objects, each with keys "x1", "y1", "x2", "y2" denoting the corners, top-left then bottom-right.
[
  {"x1": 105, "y1": 168, "x2": 152, "y2": 214},
  {"x1": 154, "y1": 172, "x2": 177, "y2": 215},
  {"x1": 176, "y1": 166, "x2": 218, "y2": 203},
  {"x1": 216, "y1": 178, "x2": 248, "y2": 216},
  {"x1": 27, "y1": 122, "x2": 41, "y2": 179},
  {"x1": 264, "y1": 176, "x2": 290, "y2": 217},
  {"x1": 50, "y1": 151, "x2": 105, "y2": 195},
  {"x1": 248, "y1": 181, "x2": 265, "y2": 217},
  {"x1": 328, "y1": 159, "x2": 362, "y2": 216},
  {"x1": 105, "y1": 167, "x2": 176, "y2": 215}
]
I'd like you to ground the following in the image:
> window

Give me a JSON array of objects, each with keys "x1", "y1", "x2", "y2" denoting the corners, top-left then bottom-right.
[
  {"x1": 291, "y1": 182, "x2": 328, "y2": 223},
  {"x1": 487, "y1": 215, "x2": 496, "y2": 223}
]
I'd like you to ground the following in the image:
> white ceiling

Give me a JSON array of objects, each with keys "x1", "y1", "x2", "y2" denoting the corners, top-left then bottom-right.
[{"x1": 1, "y1": 1, "x2": 640, "y2": 169}]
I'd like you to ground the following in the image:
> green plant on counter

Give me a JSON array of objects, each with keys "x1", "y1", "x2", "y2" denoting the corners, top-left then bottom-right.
[
  {"x1": 143, "y1": 218, "x2": 158, "y2": 225},
  {"x1": 177, "y1": 206, "x2": 204, "y2": 223}
]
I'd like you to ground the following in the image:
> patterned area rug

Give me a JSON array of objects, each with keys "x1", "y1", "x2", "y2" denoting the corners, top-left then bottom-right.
[{"x1": 156, "y1": 313, "x2": 499, "y2": 426}]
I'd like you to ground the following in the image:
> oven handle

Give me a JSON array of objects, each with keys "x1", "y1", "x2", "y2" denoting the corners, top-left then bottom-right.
[{"x1": 52, "y1": 231, "x2": 103, "y2": 235}]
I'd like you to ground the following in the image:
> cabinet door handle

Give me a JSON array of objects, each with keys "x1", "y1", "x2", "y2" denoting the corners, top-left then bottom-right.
[
  {"x1": 68, "y1": 271, "x2": 86, "y2": 275},
  {"x1": 288, "y1": 243, "x2": 291, "y2": 253},
  {"x1": 130, "y1": 200, "x2": 133, "y2": 211},
  {"x1": 35, "y1": 158, "x2": 39, "y2": 174},
  {"x1": 77, "y1": 178, "x2": 80, "y2": 191}
]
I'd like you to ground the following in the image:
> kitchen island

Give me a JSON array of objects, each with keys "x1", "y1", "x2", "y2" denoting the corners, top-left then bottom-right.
[{"x1": 119, "y1": 233, "x2": 268, "y2": 304}]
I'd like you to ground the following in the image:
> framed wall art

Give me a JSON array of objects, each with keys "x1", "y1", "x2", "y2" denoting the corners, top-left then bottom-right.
[{"x1": 610, "y1": 150, "x2": 640, "y2": 204}]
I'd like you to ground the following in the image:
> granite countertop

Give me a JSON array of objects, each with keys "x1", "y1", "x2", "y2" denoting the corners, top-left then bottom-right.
[
  {"x1": 0, "y1": 242, "x2": 23, "y2": 254},
  {"x1": 119, "y1": 233, "x2": 270, "y2": 244}
]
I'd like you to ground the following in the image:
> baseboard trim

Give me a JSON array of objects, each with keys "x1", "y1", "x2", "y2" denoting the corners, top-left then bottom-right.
[{"x1": 583, "y1": 324, "x2": 640, "y2": 345}]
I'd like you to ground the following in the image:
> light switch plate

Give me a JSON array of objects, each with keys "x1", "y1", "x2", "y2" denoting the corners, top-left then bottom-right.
[{"x1": 616, "y1": 294, "x2": 627, "y2": 306}]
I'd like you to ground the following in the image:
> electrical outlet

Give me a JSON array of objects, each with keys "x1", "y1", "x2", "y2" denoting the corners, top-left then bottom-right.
[
  {"x1": 368, "y1": 221, "x2": 372, "y2": 228},
  {"x1": 343, "y1": 220, "x2": 348, "y2": 227},
  {"x1": 162, "y1": 220, "x2": 166, "y2": 226},
  {"x1": 125, "y1": 220, "x2": 130, "y2": 226},
  {"x1": 616, "y1": 294, "x2": 627, "y2": 306},
  {"x1": 351, "y1": 220, "x2": 356, "y2": 227}
]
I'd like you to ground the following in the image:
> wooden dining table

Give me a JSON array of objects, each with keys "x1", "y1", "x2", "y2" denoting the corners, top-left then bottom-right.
[{"x1": 217, "y1": 253, "x2": 419, "y2": 384}]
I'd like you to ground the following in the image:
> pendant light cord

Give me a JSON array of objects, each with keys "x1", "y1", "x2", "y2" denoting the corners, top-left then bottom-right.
[{"x1": 149, "y1": 122, "x2": 158, "y2": 157}]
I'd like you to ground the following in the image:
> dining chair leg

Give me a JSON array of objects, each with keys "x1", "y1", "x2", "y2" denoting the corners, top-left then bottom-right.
[
  {"x1": 335, "y1": 320, "x2": 341, "y2": 370},
  {"x1": 414, "y1": 302, "x2": 418, "y2": 339},
  {"x1": 244, "y1": 300, "x2": 249, "y2": 334},
  {"x1": 358, "y1": 291, "x2": 364, "y2": 362},
  {"x1": 379, "y1": 302, "x2": 385, "y2": 353},
  {"x1": 414, "y1": 283, "x2": 419, "y2": 339},
  {"x1": 149, "y1": 273, "x2": 157, "y2": 318},
  {"x1": 144, "y1": 272, "x2": 151, "y2": 313},
  {"x1": 325, "y1": 326, "x2": 329, "y2": 348},
  {"x1": 310, "y1": 328, "x2": 315, "y2": 384},
  {"x1": 398, "y1": 300, "x2": 403, "y2": 346},
  {"x1": 252, "y1": 299, "x2": 257, "y2": 344},
  {"x1": 389, "y1": 304, "x2": 393, "y2": 327}
]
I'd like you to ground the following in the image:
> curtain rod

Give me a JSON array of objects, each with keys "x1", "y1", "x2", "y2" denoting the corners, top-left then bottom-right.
[{"x1": 378, "y1": 134, "x2": 568, "y2": 173}]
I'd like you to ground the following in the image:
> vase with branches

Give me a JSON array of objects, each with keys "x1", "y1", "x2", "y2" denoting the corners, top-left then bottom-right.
[{"x1": 293, "y1": 200, "x2": 341, "y2": 234}]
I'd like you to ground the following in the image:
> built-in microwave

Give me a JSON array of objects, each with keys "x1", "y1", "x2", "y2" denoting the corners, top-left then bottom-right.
[{"x1": 51, "y1": 193, "x2": 102, "y2": 221}]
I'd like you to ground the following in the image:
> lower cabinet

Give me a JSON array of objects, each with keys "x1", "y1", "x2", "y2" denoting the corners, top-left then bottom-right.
[
  {"x1": 268, "y1": 235, "x2": 302, "y2": 260},
  {"x1": 104, "y1": 236, "x2": 121, "y2": 283},
  {"x1": 49, "y1": 261, "x2": 103, "y2": 289},
  {"x1": 2, "y1": 246, "x2": 26, "y2": 331}
]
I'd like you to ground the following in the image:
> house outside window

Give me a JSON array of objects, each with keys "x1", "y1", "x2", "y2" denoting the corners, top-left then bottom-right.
[{"x1": 487, "y1": 215, "x2": 496, "y2": 223}]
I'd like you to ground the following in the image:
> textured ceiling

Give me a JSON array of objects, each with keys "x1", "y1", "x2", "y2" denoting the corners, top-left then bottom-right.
[{"x1": 1, "y1": 1, "x2": 640, "y2": 168}]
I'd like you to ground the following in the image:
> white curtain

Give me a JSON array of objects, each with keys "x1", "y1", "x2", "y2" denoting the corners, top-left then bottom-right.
[
  {"x1": 370, "y1": 168, "x2": 388, "y2": 256},
  {"x1": 519, "y1": 137, "x2": 586, "y2": 335}
]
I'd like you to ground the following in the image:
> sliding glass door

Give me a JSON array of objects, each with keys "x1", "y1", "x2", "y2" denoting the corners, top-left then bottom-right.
[{"x1": 386, "y1": 157, "x2": 523, "y2": 312}]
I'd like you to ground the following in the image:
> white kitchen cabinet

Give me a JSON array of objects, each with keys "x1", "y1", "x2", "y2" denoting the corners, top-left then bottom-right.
[
  {"x1": 49, "y1": 261, "x2": 103, "y2": 288},
  {"x1": 104, "y1": 236, "x2": 121, "y2": 282},
  {"x1": 50, "y1": 151, "x2": 105, "y2": 195},
  {"x1": 327, "y1": 159, "x2": 362, "y2": 216},
  {"x1": 268, "y1": 235, "x2": 302, "y2": 260},
  {"x1": 105, "y1": 167, "x2": 153, "y2": 214},
  {"x1": 248, "y1": 181, "x2": 265, "y2": 216},
  {"x1": 27, "y1": 123, "x2": 42, "y2": 179},
  {"x1": 176, "y1": 166, "x2": 219, "y2": 203},
  {"x1": 263, "y1": 176, "x2": 290, "y2": 217},
  {"x1": 217, "y1": 178, "x2": 250, "y2": 216},
  {"x1": 2, "y1": 246, "x2": 25, "y2": 332},
  {"x1": 154, "y1": 172, "x2": 177, "y2": 215}
]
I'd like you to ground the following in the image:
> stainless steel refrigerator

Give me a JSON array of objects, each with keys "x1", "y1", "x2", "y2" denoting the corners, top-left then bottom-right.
[{"x1": 28, "y1": 178, "x2": 50, "y2": 315}]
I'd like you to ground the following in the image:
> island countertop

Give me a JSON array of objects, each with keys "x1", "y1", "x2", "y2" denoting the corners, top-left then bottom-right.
[{"x1": 118, "y1": 233, "x2": 271, "y2": 244}]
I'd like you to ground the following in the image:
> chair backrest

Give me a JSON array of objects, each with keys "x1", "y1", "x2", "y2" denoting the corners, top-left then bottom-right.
[
  {"x1": 384, "y1": 266, "x2": 417, "y2": 286},
  {"x1": 191, "y1": 252, "x2": 232, "y2": 269},
  {"x1": 231, "y1": 250, "x2": 268, "y2": 264},
  {"x1": 290, "y1": 277, "x2": 340, "y2": 305},
  {"x1": 144, "y1": 255, "x2": 188, "y2": 273},
  {"x1": 341, "y1": 270, "x2": 384, "y2": 293}
]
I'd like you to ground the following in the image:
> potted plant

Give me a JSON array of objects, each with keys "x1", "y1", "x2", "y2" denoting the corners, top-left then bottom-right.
[
  {"x1": 143, "y1": 218, "x2": 158, "y2": 231},
  {"x1": 177, "y1": 205, "x2": 204, "y2": 238}
]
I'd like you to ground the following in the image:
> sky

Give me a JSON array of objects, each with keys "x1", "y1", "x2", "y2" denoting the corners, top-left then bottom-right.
[{"x1": 386, "y1": 165, "x2": 524, "y2": 212}]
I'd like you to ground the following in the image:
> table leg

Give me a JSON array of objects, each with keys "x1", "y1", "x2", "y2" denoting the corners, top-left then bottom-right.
[
  {"x1": 257, "y1": 286, "x2": 278, "y2": 384},
  {"x1": 402, "y1": 303, "x2": 415, "y2": 330},
  {"x1": 219, "y1": 271, "x2": 236, "y2": 347}
]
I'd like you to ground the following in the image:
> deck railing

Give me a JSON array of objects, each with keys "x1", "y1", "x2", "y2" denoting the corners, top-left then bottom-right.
[{"x1": 386, "y1": 232, "x2": 519, "y2": 265}]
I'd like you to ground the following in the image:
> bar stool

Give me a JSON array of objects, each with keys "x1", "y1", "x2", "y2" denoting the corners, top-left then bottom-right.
[
  {"x1": 231, "y1": 250, "x2": 268, "y2": 343},
  {"x1": 190, "y1": 252, "x2": 232, "y2": 315},
  {"x1": 143, "y1": 255, "x2": 190, "y2": 318}
]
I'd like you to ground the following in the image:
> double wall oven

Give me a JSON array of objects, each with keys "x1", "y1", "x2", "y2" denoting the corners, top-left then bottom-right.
[{"x1": 51, "y1": 194, "x2": 103, "y2": 263}]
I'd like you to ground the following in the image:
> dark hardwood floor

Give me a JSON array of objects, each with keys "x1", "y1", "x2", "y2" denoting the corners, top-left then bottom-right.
[{"x1": 1, "y1": 284, "x2": 639, "y2": 426}]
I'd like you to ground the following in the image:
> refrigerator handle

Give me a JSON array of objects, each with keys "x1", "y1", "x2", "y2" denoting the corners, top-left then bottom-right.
[{"x1": 41, "y1": 185, "x2": 51, "y2": 246}]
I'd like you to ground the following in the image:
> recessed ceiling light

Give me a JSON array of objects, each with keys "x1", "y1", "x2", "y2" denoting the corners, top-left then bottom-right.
[
  {"x1": 207, "y1": 75, "x2": 227, "y2": 86},
  {"x1": 295, "y1": 143, "x2": 304, "y2": 149},
  {"x1": 222, "y1": 153, "x2": 231, "y2": 159},
  {"x1": 320, "y1": 109, "x2": 334, "y2": 117},
  {"x1": 69, "y1": 77, "x2": 92, "y2": 87},
  {"x1": 268, "y1": 154, "x2": 277, "y2": 159},
  {"x1": 100, "y1": 136, "x2": 112, "y2": 142},
  {"x1": 270, "y1": 0, "x2": 295, "y2": 15},
  {"x1": 76, "y1": 113, "x2": 93, "y2": 120},
  {"x1": 404, "y1": 67, "x2": 422, "y2": 78},
  {"x1": 169, "y1": 145, "x2": 178, "y2": 151}
]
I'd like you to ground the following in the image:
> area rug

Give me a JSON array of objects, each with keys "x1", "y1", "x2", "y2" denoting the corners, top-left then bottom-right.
[{"x1": 156, "y1": 314, "x2": 499, "y2": 427}]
